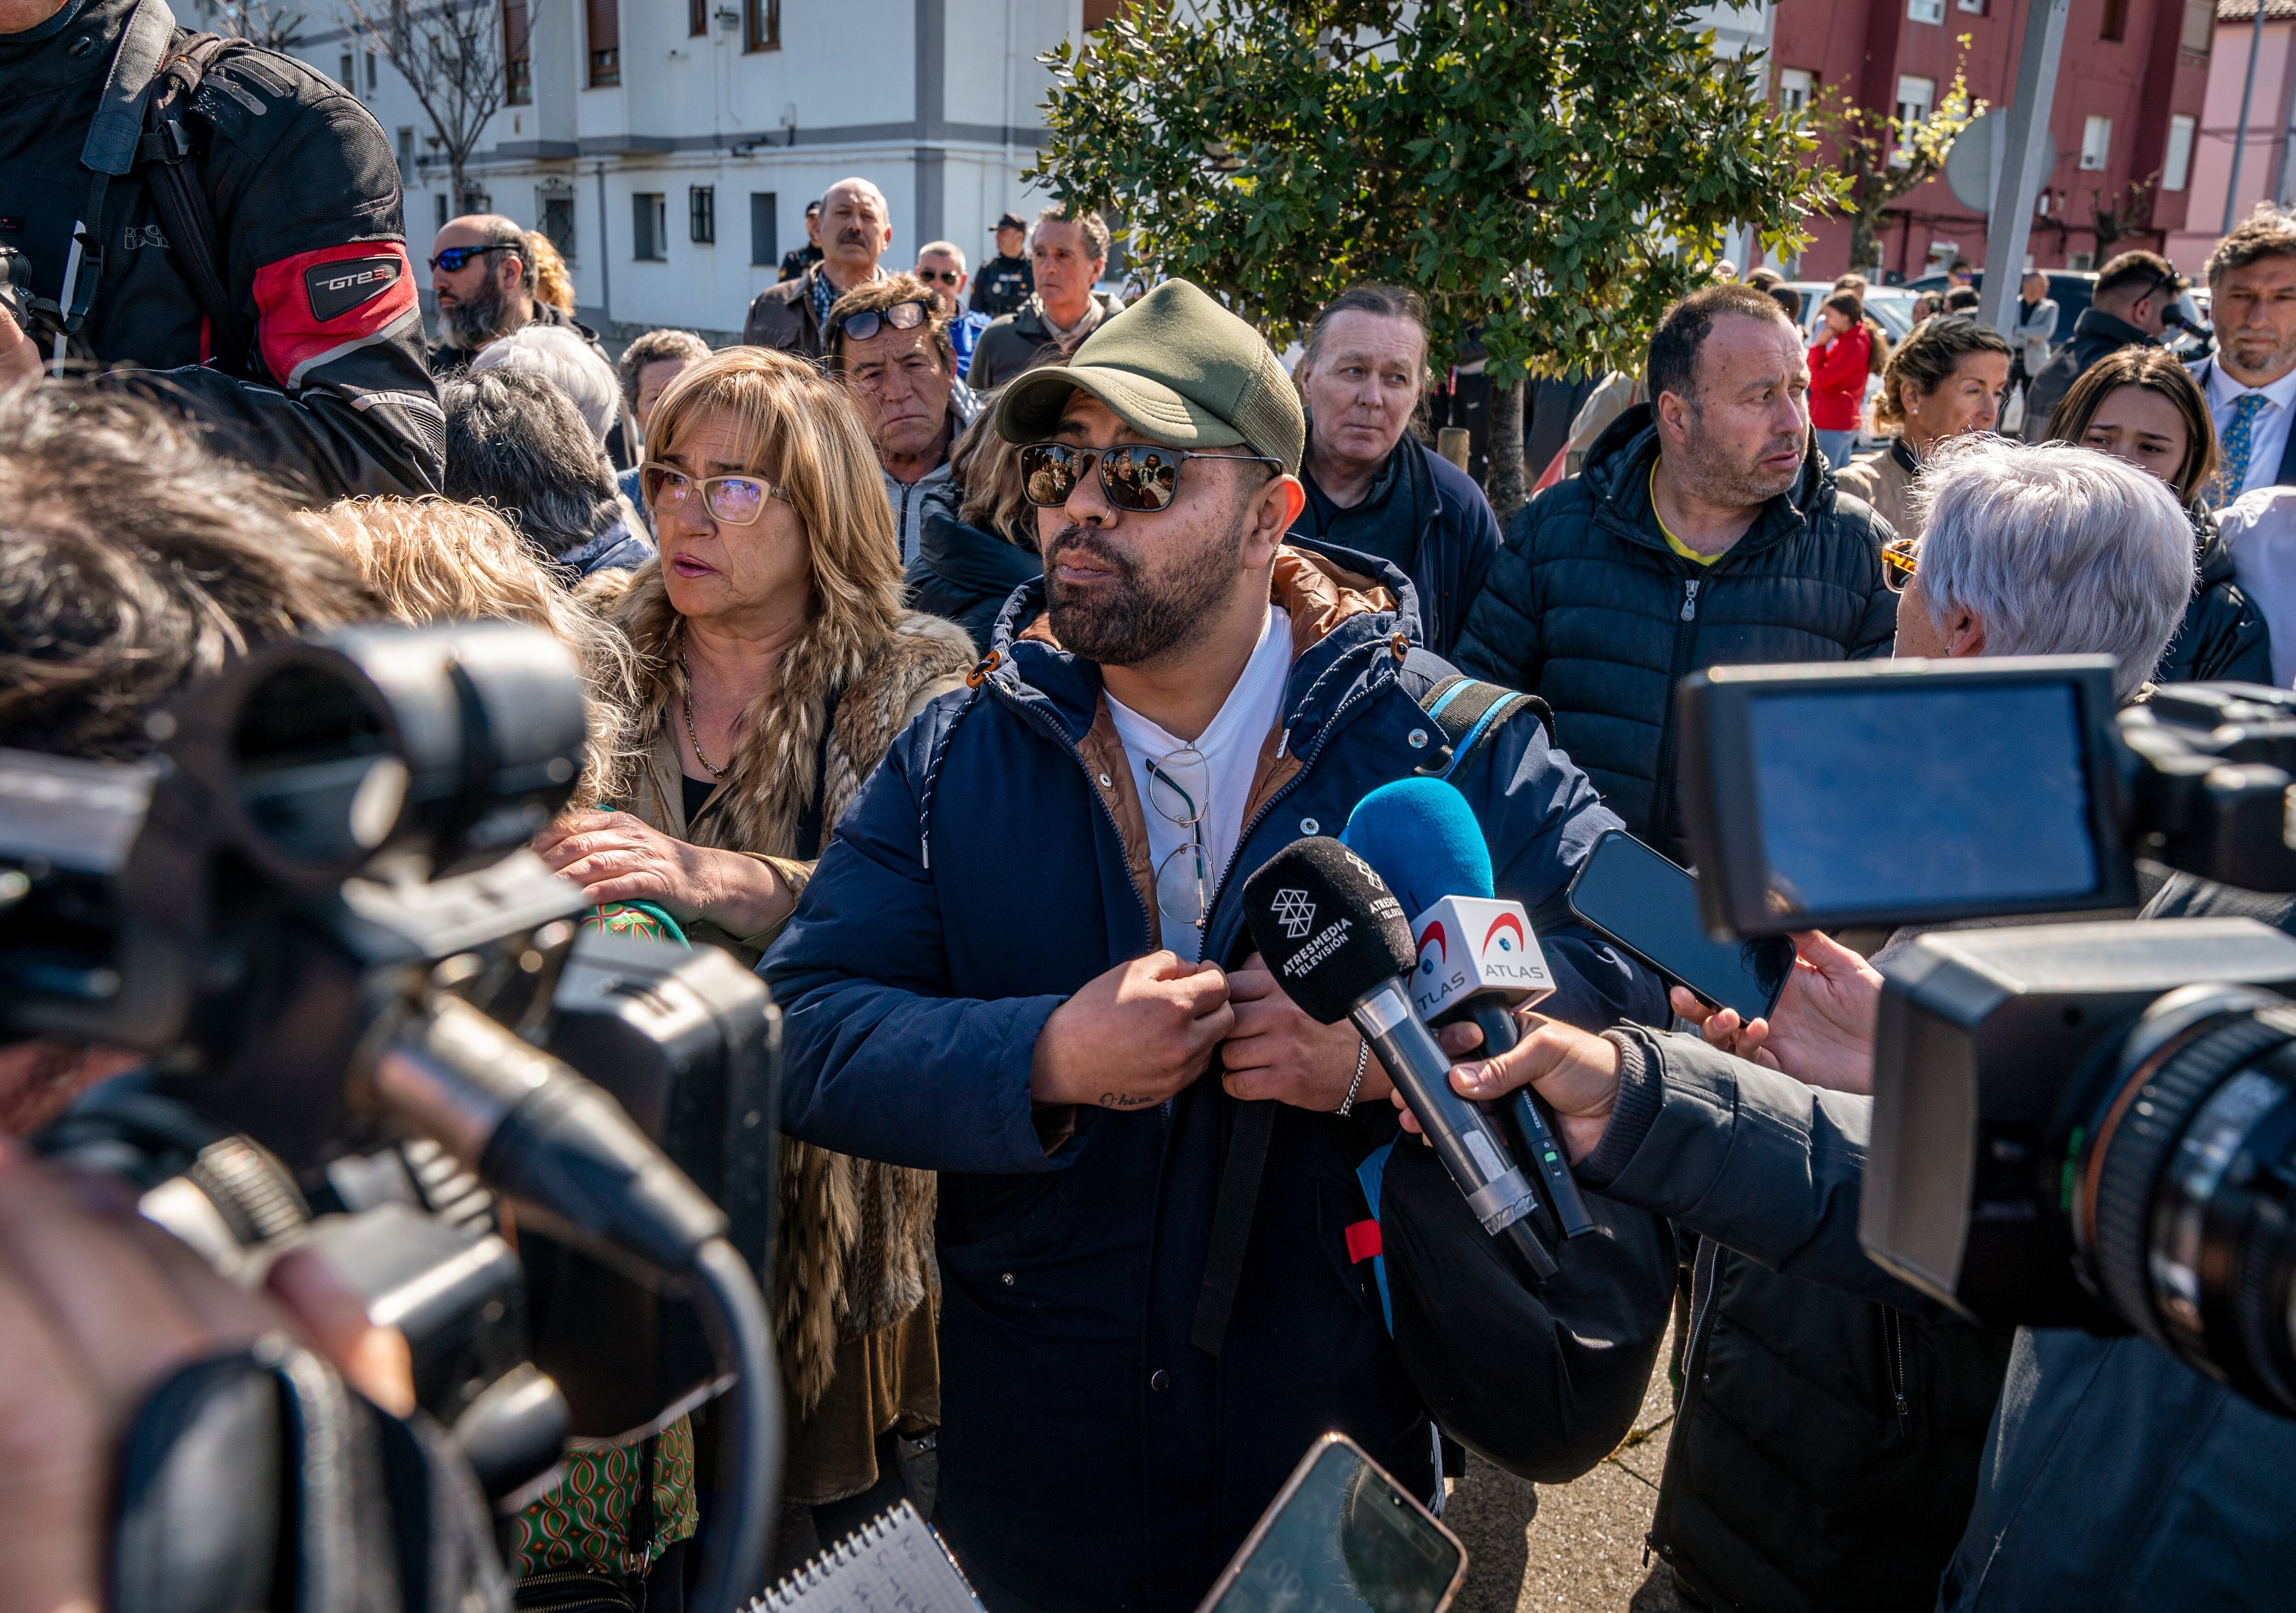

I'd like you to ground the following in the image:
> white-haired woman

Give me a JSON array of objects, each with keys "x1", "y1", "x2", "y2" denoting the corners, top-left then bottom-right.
[{"x1": 1888, "y1": 435, "x2": 2196, "y2": 701}]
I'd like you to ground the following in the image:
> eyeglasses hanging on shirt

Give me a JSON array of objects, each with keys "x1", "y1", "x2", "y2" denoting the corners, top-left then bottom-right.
[{"x1": 1146, "y1": 745, "x2": 1213, "y2": 940}]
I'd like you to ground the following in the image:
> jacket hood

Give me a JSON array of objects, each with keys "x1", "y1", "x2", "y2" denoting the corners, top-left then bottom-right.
[
  {"x1": 981, "y1": 538, "x2": 1415, "y2": 743},
  {"x1": 1579, "y1": 401, "x2": 1834, "y2": 560}
]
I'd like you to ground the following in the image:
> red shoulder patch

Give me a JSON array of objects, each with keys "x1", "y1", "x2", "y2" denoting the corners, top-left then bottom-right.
[
  {"x1": 252, "y1": 240, "x2": 419, "y2": 386},
  {"x1": 1344, "y1": 1219, "x2": 1383, "y2": 1264}
]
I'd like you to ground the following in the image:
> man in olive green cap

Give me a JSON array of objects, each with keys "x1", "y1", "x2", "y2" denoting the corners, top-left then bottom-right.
[{"x1": 765, "y1": 275, "x2": 1663, "y2": 1613}]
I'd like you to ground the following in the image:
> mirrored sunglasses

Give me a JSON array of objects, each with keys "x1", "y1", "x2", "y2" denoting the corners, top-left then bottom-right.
[
  {"x1": 1882, "y1": 536, "x2": 1919, "y2": 594},
  {"x1": 1018, "y1": 442, "x2": 1281, "y2": 515},
  {"x1": 428, "y1": 243, "x2": 513, "y2": 272}
]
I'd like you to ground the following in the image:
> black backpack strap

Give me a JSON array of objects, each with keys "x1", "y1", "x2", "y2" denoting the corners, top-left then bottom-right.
[
  {"x1": 1189, "y1": 1096, "x2": 1275, "y2": 1358},
  {"x1": 135, "y1": 33, "x2": 250, "y2": 375},
  {"x1": 1413, "y1": 674, "x2": 1551, "y2": 781}
]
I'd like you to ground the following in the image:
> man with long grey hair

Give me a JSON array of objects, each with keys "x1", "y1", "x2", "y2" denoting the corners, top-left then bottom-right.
[{"x1": 1896, "y1": 435, "x2": 2197, "y2": 700}]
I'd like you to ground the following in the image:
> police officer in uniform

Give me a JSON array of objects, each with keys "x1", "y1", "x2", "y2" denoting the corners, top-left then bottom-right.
[
  {"x1": 968, "y1": 210, "x2": 1033, "y2": 321},
  {"x1": 0, "y1": 0, "x2": 442, "y2": 502}
]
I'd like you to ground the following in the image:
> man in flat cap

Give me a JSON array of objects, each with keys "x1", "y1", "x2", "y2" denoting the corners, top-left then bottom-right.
[{"x1": 765, "y1": 279, "x2": 1669, "y2": 1613}]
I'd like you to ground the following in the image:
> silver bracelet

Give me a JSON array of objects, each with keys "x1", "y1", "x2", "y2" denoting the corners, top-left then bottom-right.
[{"x1": 1337, "y1": 1040, "x2": 1370, "y2": 1116}]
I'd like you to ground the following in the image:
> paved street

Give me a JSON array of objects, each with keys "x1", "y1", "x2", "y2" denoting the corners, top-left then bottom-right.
[{"x1": 1443, "y1": 1320, "x2": 1688, "y2": 1613}]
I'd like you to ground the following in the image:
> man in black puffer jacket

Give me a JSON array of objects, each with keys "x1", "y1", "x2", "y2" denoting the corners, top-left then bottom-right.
[{"x1": 1455, "y1": 285, "x2": 1899, "y2": 862}]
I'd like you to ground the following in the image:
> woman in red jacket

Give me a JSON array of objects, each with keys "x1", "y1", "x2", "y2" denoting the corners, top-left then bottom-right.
[{"x1": 1807, "y1": 289, "x2": 1874, "y2": 469}]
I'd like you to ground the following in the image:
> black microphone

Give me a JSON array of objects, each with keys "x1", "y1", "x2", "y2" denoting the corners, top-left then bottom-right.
[{"x1": 1240, "y1": 838, "x2": 1559, "y2": 1280}]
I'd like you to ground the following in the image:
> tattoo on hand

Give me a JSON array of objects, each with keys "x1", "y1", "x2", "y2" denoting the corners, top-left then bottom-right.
[{"x1": 1098, "y1": 1092, "x2": 1159, "y2": 1109}]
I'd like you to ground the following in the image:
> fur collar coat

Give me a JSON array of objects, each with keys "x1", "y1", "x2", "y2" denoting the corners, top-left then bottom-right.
[{"x1": 606, "y1": 561, "x2": 975, "y2": 1414}]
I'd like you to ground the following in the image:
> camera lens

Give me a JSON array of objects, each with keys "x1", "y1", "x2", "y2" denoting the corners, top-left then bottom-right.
[{"x1": 2076, "y1": 985, "x2": 2296, "y2": 1414}]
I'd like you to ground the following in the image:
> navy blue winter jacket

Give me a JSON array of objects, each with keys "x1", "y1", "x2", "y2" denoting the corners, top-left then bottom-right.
[{"x1": 763, "y1": 541, "x2": 1667, "y2": 1613}]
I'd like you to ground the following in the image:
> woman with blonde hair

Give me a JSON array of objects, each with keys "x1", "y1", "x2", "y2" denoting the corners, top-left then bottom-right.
[
  {"x1": 532, "y1": 344, "x2": 975, "y2": 1554},
  {"x1": 526, "y1": 229, "x2": 577, "y2": 315},
  {"x1": 1834, "y1": 314, "x2": 2012, "y2": 543},
  {"x1": 300, "y1": 496, "x2": 643, "y2": 807}
]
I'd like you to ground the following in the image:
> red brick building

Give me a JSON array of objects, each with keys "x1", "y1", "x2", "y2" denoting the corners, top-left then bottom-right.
[{"x1": 1762, "y1": 0, "x2": 2217, "y2": 280}]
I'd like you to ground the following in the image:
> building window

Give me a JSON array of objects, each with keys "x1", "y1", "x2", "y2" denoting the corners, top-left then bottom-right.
[
  {"x1": 2081, "y1": 115, "x2": 2112, "y2": 171},
  {"x1": 2164, "y1": 114, "x2": 2197, "y2": 192},
  {"x1": 690, "y1": 186, "x2": 716, "y2": 245},
  {"x1": 2070, "y1": 251, "x2": 2095, "y2": 271},
  {"x1": 2182, "y1": 0, "x2": 2214, "y2": 54},
  {"x1": 587, "y1": 0, "x2": 620, "y2": 86},
  {"x1": 338, "y1": 50, "x2": 354, "y2": 88},
  {"x1": 1778, "y1": 67, "x2": 1814, "y2": 115},
  {"x1": 396, "y1": 126, "x2": 415, "y2": 174},
  {"x1": 745, "y1": 0, "x2": 778, "y2": 52},
  {"x1": 750, "y1": 192, "x2": 778, "y2": 266},
  {"x1": 1909, "y1": 0, "x2": 1944, "y2": 23},
  {"x1": 634, "y1": 193, "x2": 668, "y2": 260},
  {"x1": 364, "y1": 51, "x2": 377, "y2": 92},
  {"x1": 503, "y1": 0, "x2": 531, "y2": 102},
  {"x1": 541, "y1": 193, "x2": 577, "y2": 261},
  {"x1": 1956, "y1": 0, "x2": 1984, "y2": 12},
  {"x1": 690, "y1": 0, "x2": 705, "y2": 34},
  {"x1": 2101, "y1": 0, "x2": 2126, "y2": 40},
  {"x1": 1892, "y1": 75, "x2": 1935, "y2": 167},
  {"x1": 435, "y1": 192, "x2": 449, "y2": 231}
]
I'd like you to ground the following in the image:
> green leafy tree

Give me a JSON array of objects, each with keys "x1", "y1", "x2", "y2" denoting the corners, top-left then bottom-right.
[
  {"x1": 1031, "y1": 0, "x2": 1831, "y2": 520},
  {"x1": 1807, "y1": 59, "x2": 1984, "y2": 276}
]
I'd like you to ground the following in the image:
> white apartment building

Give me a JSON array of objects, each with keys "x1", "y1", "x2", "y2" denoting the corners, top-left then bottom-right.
[{"x1": 208, "y1": 0, "x2": 1091, "y2": 344}]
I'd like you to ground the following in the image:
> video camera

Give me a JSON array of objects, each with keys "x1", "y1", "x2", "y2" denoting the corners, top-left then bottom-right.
[
  {"x1": 0, "y1": 622, "x2": 781, "y2": 1607},
  {"x1": 1674, "y1": 656, "x2": 2296, "y2": 1419}
]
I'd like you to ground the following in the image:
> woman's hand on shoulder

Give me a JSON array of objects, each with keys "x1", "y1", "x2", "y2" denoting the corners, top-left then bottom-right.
[{"x1": 533, "y1": 809, "x2": 791, "y2": 936}]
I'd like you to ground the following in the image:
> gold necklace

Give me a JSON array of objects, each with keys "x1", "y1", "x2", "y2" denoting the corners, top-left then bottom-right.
[{"x1": 681, "y1": 653, "x2": 727, "y2": 777}]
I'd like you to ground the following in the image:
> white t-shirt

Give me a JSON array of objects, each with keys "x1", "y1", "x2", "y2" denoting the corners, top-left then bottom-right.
[{"x1": 1104, "y1": 606, "x2": 1293, "y2": 961}]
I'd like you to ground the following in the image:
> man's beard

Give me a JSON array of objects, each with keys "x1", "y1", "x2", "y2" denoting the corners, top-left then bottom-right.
[
  {"x1": 1677, "y1": 402, "x2": 1805, "y2": 507},
  {"x1": 441, "y1": 273, "x2": 513, "y2": 348},
  {"x1": 1044, "y1": 521, "x2": 1241, "y2": 667}
]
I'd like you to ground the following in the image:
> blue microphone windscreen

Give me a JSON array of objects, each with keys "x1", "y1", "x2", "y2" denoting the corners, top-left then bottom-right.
[{"x1": 1341, "y1": 777, "x2": 1494, "y2": 911}]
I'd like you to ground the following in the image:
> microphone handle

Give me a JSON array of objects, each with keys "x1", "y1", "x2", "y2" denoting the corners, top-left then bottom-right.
[
  {"x1": 1351, "y1": 981, "x2": 1559, "y2": 1281},
  {"x1": 1465, "y1": 1001, "x2": 1598, "y2": 1240}
]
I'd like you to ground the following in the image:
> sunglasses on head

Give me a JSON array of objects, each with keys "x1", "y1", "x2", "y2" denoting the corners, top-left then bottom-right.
[
  {"x1": 639, "y1": 461, "x2": 792, "y2": 526},
  {"x1": 428, "y1": 243, "x2": 513, "y2": 272},
  {"x1": 1018, "y1": 441, "x2": 1281, "y2": 514},
  {"x1": 914, "y1": 267, "x2": 963, "y2": 286},
  {"x1": 836, "y1": 301, "x2": 932, "y2": 341}
]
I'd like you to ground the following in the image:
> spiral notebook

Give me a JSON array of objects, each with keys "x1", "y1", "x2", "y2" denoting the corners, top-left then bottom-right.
[{"x1": 750, "y1": 1501, "x2": 986, "y2": 1612}]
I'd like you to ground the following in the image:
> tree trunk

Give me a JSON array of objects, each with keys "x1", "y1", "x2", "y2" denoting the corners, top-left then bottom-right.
[{"x1": 1486, "y1": 377, "x2": 1527, "y2": 526}]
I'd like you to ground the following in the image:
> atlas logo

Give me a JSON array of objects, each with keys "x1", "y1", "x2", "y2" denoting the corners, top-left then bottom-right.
[
  {"x1": 1415, "y1": 920, "x2": 1448, "y2": 978},
  {"x1": 1272, "y1": 888, "x2": 1317, "y2": 939},
  {"x1": 1483, "y1": 912, "x2": 1527, "y2": 955}
]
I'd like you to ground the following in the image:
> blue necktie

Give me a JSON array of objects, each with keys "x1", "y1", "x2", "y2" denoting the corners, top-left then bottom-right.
[{"x1": 2211, "y1": 392, "x2": 2269, "y2": 509}]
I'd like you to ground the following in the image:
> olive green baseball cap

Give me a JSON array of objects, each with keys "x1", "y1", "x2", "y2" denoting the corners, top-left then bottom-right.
[{"x1": 993, "y1": 278, "x2": 1306, "y2": 475}]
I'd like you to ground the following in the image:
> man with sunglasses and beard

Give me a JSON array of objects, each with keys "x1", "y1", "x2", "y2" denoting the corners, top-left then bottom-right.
[
  {"x1": 426, "y1": 214, "x2": 607, "y2": 378},
  {"x1": 764, "y1": 278, "x2": 1676, "y2": 1613}
]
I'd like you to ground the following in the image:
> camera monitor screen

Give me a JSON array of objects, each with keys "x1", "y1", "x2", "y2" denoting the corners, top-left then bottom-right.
[{"x1": 1678, "y1": 658, "x2": 2135, "y2": 937}]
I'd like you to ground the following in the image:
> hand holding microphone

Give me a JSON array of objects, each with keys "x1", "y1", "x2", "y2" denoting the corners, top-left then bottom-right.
[{"x1": 1239, "y1": 837, "x2": 1561, "y2": 1280}]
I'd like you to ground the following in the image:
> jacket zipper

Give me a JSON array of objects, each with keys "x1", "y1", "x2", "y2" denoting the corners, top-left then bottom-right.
[
  {"x1": 1883, "y1": 1306, "x2": 1912, "y2": 1434},
  {"x1": 1643, "y1": 575, "x2": 1702, "y2": 846},
  {"x1": 1649, "y1": 1235, "x2": 1722, "y2": 1572}
]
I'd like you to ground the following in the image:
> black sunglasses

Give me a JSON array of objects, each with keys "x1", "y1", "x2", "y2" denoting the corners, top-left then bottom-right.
[
  {"x1": 914, "y1": 267, "x2": 963, "y2": 286},
  {"x1": 1019, "y1": 442, "x2": 1281, "y2": 514},
  {"x1": 836, "y1": 300, "x2": 931, "y2": 341},
  {"x1": 428, "y1": 243, "x2": 513, "y2": 272}
]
